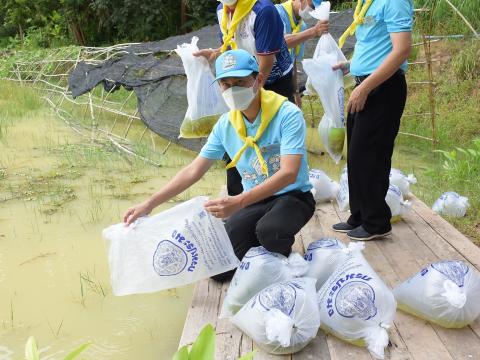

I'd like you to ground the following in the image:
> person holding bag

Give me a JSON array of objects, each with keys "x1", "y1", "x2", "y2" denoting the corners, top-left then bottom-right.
[{"x1": 331, "y1": 0, "x2": 413, "y2": 240}]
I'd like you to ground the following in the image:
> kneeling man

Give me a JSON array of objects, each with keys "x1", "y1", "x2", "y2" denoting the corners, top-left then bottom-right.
[{"x1": 123, "y1": 49, "x2": 315, "y2": 281}]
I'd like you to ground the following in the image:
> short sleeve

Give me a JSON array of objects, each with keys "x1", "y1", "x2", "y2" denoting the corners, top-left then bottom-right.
[
  {"x1": 254, "y1": 5, "x2": 284, "y2": 55},
  {"x1": 199, "y1": 118, "x2": 226, "y2": 160},
  {"x1": 279, "y1": 103, "x2": 306, "y2": 155},
  {"x1": 384, "y1": 0, "x2": 413, "y2": 33}
]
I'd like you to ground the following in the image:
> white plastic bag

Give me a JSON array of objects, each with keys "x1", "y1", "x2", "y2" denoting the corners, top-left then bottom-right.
[
  {"x1": 336, "y1": 165, "x2": 350, "y2": 211},
  {"x1": 175, "y1": 36, "x2": 228, "y2": 138},
  {"x1": 305, "y1": 239, "x2": 359, "y2": 290},
  {"x1": 389, "y1": 168, "x2": 416, "y2": 196},
  {"x1": 303, "y1": 2, "x2": 347, "y2": 164},
  {"x1": 220, "y1": 247, "x2": 308, "y2": 318},
  {"x1": 317, "y1": 244, "x2": 396, "y2": 359},
  {"x1": 432, "y1": 192, "x2": 470, "y2": 218},
  {"x1": 394, "y1": 260, "x2": 480, "y2": 328},
  {"x1": 232, "y1": 277, "x2": 320, "y2": 354},
  {"x1": 102, "y1": 196, "x2": 239, "y2": 296},
  {"x1": 309, "y1": 169, "x2": 340, "y2": 203},
  {"x1": 386, "y1": 184, "x2": 411, "y2": 222}
]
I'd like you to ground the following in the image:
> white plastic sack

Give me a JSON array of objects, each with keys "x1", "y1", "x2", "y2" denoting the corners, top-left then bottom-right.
[
  {"x1": 317, "y1": 245, "x2": 396, "y2": 359},
  {"x1": 389, "y1": 168, "x2": 416, "y2": 196},
  {"x1": 102, "y1": 196, "x2": 239, "y2": 296},
  {"x1": 305, "y1": 239, "x2": 362, "y2": 290},
  {"x1": 394, "y1": 260, "x2": 480, "y2": 328},
  {"x1": 386, "y1": 184, "x2": 411, "y2": 222},
  {"x1": 303, "y1": 1, "x2": 347, "y2": 164},
  {"x1": 432, "y1": 192, "x2": 470, "y2": 218},
  {"x1": 175, "y1": 36, "x2": 228, "y2": 138},
  {"x1": 232, "y1": 277, "x2": 320, "y2": 354},
  {"x1": 220, "y1": 247, "x2": 308, "y2": 318},
  {"x1": 336, "y1": 165, "x2": 350, "y2": 211},
  {"x1": 309, "y1": 169, "x2": 340, "y2": 203}
]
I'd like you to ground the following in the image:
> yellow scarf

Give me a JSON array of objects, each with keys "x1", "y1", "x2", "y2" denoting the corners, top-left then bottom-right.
[
  {"x1": 226, "y1": 89, "x2": 287, "y2": 176},
  {"x1": 281, "y1": 0, "x2": 303, "y2": 56},
  {"x1": 220, "y1": 0, "x2": 257, "y2": 53},
  {"x1": 338, "y1": 0, "x2": 374, "y2": 49}
]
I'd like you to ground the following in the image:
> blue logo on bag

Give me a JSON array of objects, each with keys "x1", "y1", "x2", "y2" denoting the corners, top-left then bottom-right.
[
  {"x1": 152, "y1": 240, "x2": 188, "y2": 276},
  {"x1": 259, "y1": 283, "x2": 297, "y2": 316},
  {"x1": 309, "y1": 238, "x2": 341, "y2": 250},
  {"x1": 431, "y1": 260, "x2": 469, "y2": 287},
  {"x1": 335, "y1": 281, "x2": 377, "y2": 320},
  {"x1": 338, "y1": 87, "x2": 345, "y2": 125}
]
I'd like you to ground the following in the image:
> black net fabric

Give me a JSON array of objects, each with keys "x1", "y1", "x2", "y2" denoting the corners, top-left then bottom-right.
[{"x1": 67, "y1": 10, "x2": 355, "y2": 152}]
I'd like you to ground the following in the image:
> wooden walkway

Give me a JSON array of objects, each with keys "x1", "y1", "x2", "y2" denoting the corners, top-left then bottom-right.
[{"x1": 179, "y1": 196, "x2": 480, "y2": 359}]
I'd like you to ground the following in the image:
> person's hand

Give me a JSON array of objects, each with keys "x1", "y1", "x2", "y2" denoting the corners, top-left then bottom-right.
[
  {"x1": 123, "y1": 200, "x2": 153, "y2": 226},
  {"x1": 313, "y1": 20, "x2": 329, "y2": 37},
  {"x1": 332, "y1": 61, "x2": 350, "y2": 75},
  {"x1": 294, "y1": 92, "x2": 302, "y2": 108},
  {"x1": 347, "y1": 83, "x2": 370, "y2": 113},
  {"x1": 204, "y1": 195, "x2": 243, "y2": 219},
  {"x1": 193, "y1": 48, "x2": 219, "y2": 63}
]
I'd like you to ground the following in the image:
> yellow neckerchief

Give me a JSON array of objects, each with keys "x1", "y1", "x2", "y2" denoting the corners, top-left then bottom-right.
[
  {"x1": 281, "y1": 0, "x2": 303, "y2": 55},
  {"x1": 338, "y1": 0, "x2": 374, "y2": 48},
  {"x1": 226, "y1": 89, "x2": 287, "y2": 176},
  {"x1": 220, "y1": 0, "x2": 257, "y2": 53}
]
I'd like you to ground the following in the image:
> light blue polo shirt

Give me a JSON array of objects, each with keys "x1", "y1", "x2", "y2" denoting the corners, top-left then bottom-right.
[
  {"x1": 275, "y1": 4, "x2": 308, "y2": 62},
  {"x1": 199, "y1": 101, "x2": 312, "y2": 195},
  {"x1": 350, "y1": 0, "x2": 413, "y2": 76}
]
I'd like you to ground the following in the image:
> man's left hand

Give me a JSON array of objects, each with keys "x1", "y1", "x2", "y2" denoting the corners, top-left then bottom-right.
[
  {"x1": 204, "y1": 195, "x2": 243, "y2": 219},
  {"x1": 347, "y1": 83, "x2": 370, "y2": 113}
]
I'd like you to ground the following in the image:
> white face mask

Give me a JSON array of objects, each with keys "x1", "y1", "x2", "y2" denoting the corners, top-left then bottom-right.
[
  {"x1": 222, "y1": 81, "x2": 258, "y2": 111},
  {"x1": 220, "y1": 0, "x2": 237, "y2": 6},
  {"x1": 299, "y1": 2, "x2": 313, "y2": 20}
]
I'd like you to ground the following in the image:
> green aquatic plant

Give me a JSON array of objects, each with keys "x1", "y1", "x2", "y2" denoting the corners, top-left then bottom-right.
[{"x1": 24, "y1": 336, "x2": 90, "y2": 360}]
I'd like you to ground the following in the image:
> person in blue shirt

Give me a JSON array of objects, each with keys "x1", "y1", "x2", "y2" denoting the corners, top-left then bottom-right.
[
  {"x1": 331, "y1": 0, "x2": 413, "y2": 240},
  {"x1": 276, "y1": 0, "x2": 329, "y2": 107},
  {"x1": 123, "y1": 50, "x2": 315, "y2": 281}
]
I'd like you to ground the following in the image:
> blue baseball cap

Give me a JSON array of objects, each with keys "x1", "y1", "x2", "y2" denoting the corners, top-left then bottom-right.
[{"x1": 214, "y1": 49, "x2": 259, "y2": 82}]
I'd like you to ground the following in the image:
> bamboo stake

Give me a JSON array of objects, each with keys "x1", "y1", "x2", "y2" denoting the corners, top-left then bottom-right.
[{"x1": 443, "y1": 0, "x2": 479, "y2": 38}]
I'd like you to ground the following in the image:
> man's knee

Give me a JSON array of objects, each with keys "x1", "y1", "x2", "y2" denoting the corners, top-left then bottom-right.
[{"x1": 255, "y1": 220, "x2": 293, "y2": 256}]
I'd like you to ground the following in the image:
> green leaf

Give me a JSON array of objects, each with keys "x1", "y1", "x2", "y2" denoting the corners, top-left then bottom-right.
[
  {"x1": 189, "y1": 324, "x2": 215, "y2": 360},
  {"x1": 63, "y1": 343, "x2": 91, "y2": 360},
  {"x1": 238, "y1": 350, "x2": 257, "y2": 360},
  {"x1": 172, "y1": 346, "x2": 189, "y2": 360},
  {"x1": 25, "y1": 336, "x2": 40, "y2": 360}
]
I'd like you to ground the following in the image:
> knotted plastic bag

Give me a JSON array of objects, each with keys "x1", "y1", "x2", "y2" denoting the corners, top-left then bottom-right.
[
  {"x1": 303, "y1": 1, "x2": 347, "y2": 164},
  {"x1": 432, "y1": 192, "x2": 470, "y2": 218},
  {"x1": 389, "y1": 168, "x2": 417, "y2": 196},
  {"x1": 393, "y1": 260, "x2": 480, "y2": 328},
  {"x1": 175, "y1": 36, "x2": 228, "y2": 138},
  {"x1": 102, "y1": 196, "x2": 239, "y2": 296},
  {"x1": 220, "y1": 247, "x2": 308, "y2": 318},
  {"x1": 232, "y1": 277, "x2": 320, "y2": 354},
  {"x1": 309, "y1": 169, "x2": 340, "y2": 203},
  {"x1": 317, "y1": 245, "x2": 396, "y2": 359},
  {"x1": 336, "y1": 165, "x2": 350, "y2": 211},
  {"x1": 385, "y1": 184, "x2": 411, "y2": 222}
]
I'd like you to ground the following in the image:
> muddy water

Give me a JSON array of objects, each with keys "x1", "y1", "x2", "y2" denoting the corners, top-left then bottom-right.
[{"x1": 0, "y1": 109, "x2": 224, "y2": 359}]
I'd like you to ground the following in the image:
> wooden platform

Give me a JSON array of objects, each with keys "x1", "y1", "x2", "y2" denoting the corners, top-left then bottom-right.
[{"x1": 179, "y1": 196, "x2": 480, "y2": 359}]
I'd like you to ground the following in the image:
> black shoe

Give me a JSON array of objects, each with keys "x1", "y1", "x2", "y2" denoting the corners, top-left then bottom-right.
[
  {"x1": 347, "y1": 225, "x2": 391, "y2": 241},
  {"x1": 332, "y1": 222, "x2": 356, "y2": 233}
]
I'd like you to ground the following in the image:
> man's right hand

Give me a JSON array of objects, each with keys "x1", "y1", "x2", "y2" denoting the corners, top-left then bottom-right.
[
  {"x1": 313, "y1": 20, "x2": 329, "y2": 37},
  {"x1": 333, "y1": 61, "x2": 351, "y2": 75},
  {"x1": 123, "y1": 200, "x2": 153, "y2": 226},
  {"x1": 193, "y1": 48, "x2": 220, "y2": 63}
]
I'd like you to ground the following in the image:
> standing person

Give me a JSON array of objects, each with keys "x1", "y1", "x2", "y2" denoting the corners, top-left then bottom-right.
[
  {"x1": 331, "y1": 0, "x2": 413, "y2": 240},
  {"x1": 123, "y1": 50, "x2": 315, "y2": 282},
  {"x1": 276, "y1": 0, "x2": 329, "y2": 107},
  {"x1": 194, "y1": 0, "x2": 296, "y2": 197}
]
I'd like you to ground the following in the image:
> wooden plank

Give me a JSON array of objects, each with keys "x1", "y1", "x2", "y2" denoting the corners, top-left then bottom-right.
[
  {"x1": 333, "y1": 204, "x2": 453, "y2": 360},
  {"x1": 292, "y1": 330, "x2": 331, "y2": 360},
  {"x1": 410, "y1": 195, "x2": 480, "y2": 270}
]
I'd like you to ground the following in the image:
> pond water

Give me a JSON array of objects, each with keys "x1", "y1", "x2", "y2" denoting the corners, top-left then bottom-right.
[{"x1": 0, "y1": 84, "x2": 429, "y2": 360}]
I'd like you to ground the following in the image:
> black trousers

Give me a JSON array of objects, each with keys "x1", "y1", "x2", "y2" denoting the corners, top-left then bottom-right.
[
  {"x1": 212, "y1": 190, "x2": 315, "y2": 282},
  {"x1": 347, "y1": 71, "x2": 407, "y2": 234},
  {"x1": 226, "y1": 70, "x2": 295, "y2": 196}
]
